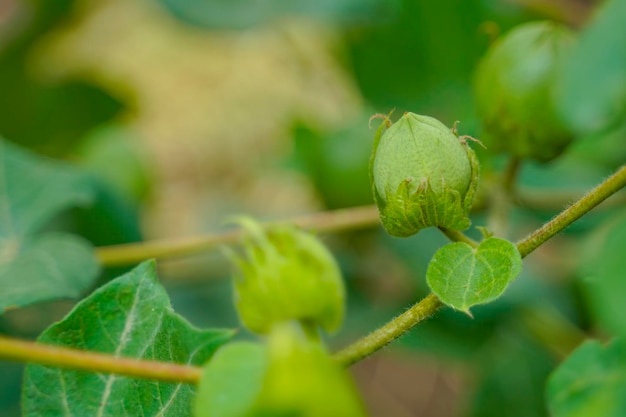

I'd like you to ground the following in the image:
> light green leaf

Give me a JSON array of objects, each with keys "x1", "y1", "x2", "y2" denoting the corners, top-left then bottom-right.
[
  {"x1": 194, "y1": 342, "x2": 268, "y2": 417},
  {"x1": 0, "y1": 139, "x2": 99, "y2": 312},
  {"x1": 252, "y1": 324, "x2": 367, "y2": 417},
  {"x1": 547, "y1": 338, "x2": 626, "y2": 417},
  {"x1": 426, "y1": 237, "x2": 522, "y2": 313},
  {"x1": 555, "y1": 0, "x2": 626, "y2": 134},
  {"x1": 22, "y1": 260, "x2": 234, "y2": 417}
]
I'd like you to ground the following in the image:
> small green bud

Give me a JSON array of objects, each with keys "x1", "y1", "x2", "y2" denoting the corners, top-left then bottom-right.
[
  {"x1": 370, "y1": 112, "x2": 480, "y2": 237},
  {"x1": 252, "y1": 324, "x2": 367, "y2": 417},
  {"x1": 228, "y1": 218, "x2": 345, "y2": 334},
  {"x1": 474, "y1": 21, "x2": 576, "y2": 162}
]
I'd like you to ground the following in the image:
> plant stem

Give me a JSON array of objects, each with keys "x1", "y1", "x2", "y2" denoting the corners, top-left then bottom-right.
[
  {"x1": 516, "y1": 164, "x2": 626, "y2": 258},
  {"x1": 334, "y1": 166, "x2": 626, "y2": 367},
  {"x1": 332, "y1": 293, "x2": 444, "y2": 366},
  {"x1": 0, "y1": 336, "x2": 202, "y2": 384},
  {"x1": 96, "y1": 205, "x2": 380, "y2": 266},
  {"x1": 95, "y1": 180, "x2": 625, "y2": 267},
  {"x1": 437, "y1": 227, "x2": 478, "y2": 247}
]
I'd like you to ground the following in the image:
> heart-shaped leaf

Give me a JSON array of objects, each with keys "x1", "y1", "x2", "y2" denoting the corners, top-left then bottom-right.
[{"x1": 426, "y1": 237, "x2": 522, "y2": 313}]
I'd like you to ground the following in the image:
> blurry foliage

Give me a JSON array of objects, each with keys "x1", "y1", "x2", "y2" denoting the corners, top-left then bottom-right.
[
  {"x1": 0, "y1": 0, "x2": 125, "y2": 156},
  {"x1": 158, "y1": 0, "x2": 400, "y2": 30},
  {"x1": 290, "y1": 111, "x2": 375, "y2": 209},
  {"x1": 0, "y1": 0, "x2": 625, "y2": 416},
  {"x1": 555, "y1": 0, "x2": 626, "y2": 135}
]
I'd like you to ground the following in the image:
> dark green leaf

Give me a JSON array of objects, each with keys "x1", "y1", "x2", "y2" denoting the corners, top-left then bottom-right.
[
  {"x1": 0, "y1": 140, "x2": 99, "y2": 312},
  {"x1": 547, "y1": 338, "x2": 626, "y2": 417},
  {"x1": 426, "y1": 237, "x2": 522, "y2": 313},
  {"x1": 469, "y1": 330, "x2": 554, "y2": 417},
  {"x1": 579, "y1": 214, "x2": 626, "y2": 337},
  {"x1": 22, "y1": 260, "x2": 234, "y2": 417},
  {"x1": 291, "y1": 112, "x2": 375, "y2": 209},
  {"x1": 194, "y1": 342, "x2": 268, "y2": 417}
]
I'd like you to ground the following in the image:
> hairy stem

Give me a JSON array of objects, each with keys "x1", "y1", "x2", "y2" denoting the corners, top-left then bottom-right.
[
  {"x1": 333, "y1": 294, "x2": 444, "y2": 366},
  {"x1": 516, "y1": 164, "x2": 626, "y2": 257},
  {"x1": 334, "y1": 165, "x2": 626, "y2": 367},
  {"x1": 0, "y1": 336, "x2": 202, "y2": 384},
  {"x1": 95, "y1": 180, "x2": 625, "y2": 267},
  {"x1": 96, "y1": 205, "x2": 380, "y2": 266},
  {"x1": 438, "y1": 227, "x2": 478, "y2": 247}
]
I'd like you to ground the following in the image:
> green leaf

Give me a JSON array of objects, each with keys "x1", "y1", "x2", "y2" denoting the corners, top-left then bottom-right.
[
  {"x1": 0, "y1": 140, "x2": 93, "y2": 236},
  {"x1": 469, "y1": 330, "x2": 554, "y2": 417},
  {"x1": 0, "y1": 233, "x2": 98, "y2": 312},
  {"x1": 252, "y1": 324, "x2": 367, "y2": 417},
  {"x1": 579, "y1": 214, "x2": 626, "y2": 337},
  {"x1": 194, "y1": 342, "x2": 268, "y2": 417},
  {"x1": 547, "y1": 338, "x2": 626, "y2": 417},
  {"x1": 426, "y1": 237, "x2": 522, "y2": 313},
  {"x1": 22, "y1": 260, "x2": 234, "y2": 417},
  {"x1": 555, "y1": 0, "x2": 626, "y2": 134},
  {"x1": 0, "y1": 139, "x2": 100, "y2": 312}
]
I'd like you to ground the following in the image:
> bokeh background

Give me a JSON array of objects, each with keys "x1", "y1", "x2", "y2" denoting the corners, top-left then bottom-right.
[{"x1": 1, "y1": 0, "x2": 625, "y2": 416}]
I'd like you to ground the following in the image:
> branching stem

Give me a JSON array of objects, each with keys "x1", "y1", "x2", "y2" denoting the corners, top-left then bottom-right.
[
  {"x1": 5, "y1": 167, "x2": 624, "y2": 379},
  {"x1": 333, "y1": 165, "x2": 626, "y2": 367}
]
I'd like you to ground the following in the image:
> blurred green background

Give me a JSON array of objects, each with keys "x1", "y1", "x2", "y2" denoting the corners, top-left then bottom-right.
[{"x1": 1, "y1": 0, "x2": 624, "y2": 416}]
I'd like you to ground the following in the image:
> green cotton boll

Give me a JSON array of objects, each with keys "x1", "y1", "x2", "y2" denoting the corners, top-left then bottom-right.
[
  {"x1": 250, "y1": 323, "x2": 367, "y2": 417},
  {"x1": 474, "y1": 21, "x2": 576, "y2": 162},
  {"x1": 228, "y1": 218, "x2": 345, "y2": 335},
  {"x1": 370, "y1": 112, "x2": 480, "y2": 238}
]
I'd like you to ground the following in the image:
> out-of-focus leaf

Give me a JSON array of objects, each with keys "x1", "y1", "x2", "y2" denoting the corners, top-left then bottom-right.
[
  {"x1": 252, "y1": 324, "x2": 366, "y2": 417},
  {"x1": 469, "y1": 330, "x2": 554, "y2": 417},
  {"x1": 344, "y1": 0, "x2": 492, "y2": 110},
  {"x1": 0, "y1": 139, "x2": 99, "y2": 312},
  {"x1": 75, "y1": 124, "x2": 153, "y2": 204},
  {"x1": 0, "y1": 0, "x2": 124, "y2": 157},
  {"x1": 157, "y1": 0, "x2": 399, "y2": 30},
  {"x1": 579, "y1": 213, "x2": 626, "y2": 337},
  {"x1": 195, "y1": 342, "x2": 268, "y2": 417},
  {"x1": 555, "y1": 0, "x2": 626, "y2": 134},
  {"x1": 547, "y1": 338, "x2": 626, "y2": 417},
  {"x1": 0, "y1": 140, "x2": 93, "y2": 235},
  {"x1": 0, "y1": 233, "x2": 98, "y2": 312},
  {"x1": 291, "y1": 112, "x2": 374, "y2": 209},
  {"x1": 426, "y1": 238, "x2": 522, "y2": 313},
  {"x1": 22, "y1": 261, "x2": 234, "y2": 417}
]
